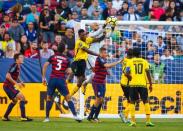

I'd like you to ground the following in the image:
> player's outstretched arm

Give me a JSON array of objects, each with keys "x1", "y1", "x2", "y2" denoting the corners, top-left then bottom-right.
[
  {"x1": 92, "y1": 31, "x2": 106, "y2": 43},
  {"x1": 42, "y1": 62, "x2": 49, "y2": 86},
  {"x1": 104, "y1": 60, "x2": 121, "y2": 68},
  {"x1": 82, "y1": 47, "x2": 99, "y2": 56},
  {"x1": 146, "y1": 69, "x2": 153, "y2": 92}
]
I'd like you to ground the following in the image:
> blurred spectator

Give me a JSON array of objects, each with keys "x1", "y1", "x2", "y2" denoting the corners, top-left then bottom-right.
[
  {"x1": 91, "y1": 9, "x2": 102, "y2": 20},
  {"x1": 149, "y1": 0, "x2": 165, "y2": 20},
  {"x1": 19, "y1": 35, "x2": 30, "y2": 55},
  {"x1": 2, "y1": 14, "x2": 11, "y2": 31},
  {"x1": 25, "y1": 4, "x2": 40, "y2": 26},
  {"x1": 168, "y1": 0, "x2": 179, "y2": 18},
  {"x1": 135, "y1": 2, "x2": 146, "y2": 19},
  {"x1": 5, "y1": 44, "x2": 16, "y2": 58},
  {"x1": 68, "y1": 0, "x2": 77, "y2": 9},
  {"x1": 0, "y1": 32, "x2": 16, "y2": 52},
  {"x1": 177, "y1": 34, "x2": 183, "y2": 50},
  {"x1": 66, "y1": 11, "x2": 79, "y2": 28},
  {"x1": 58, "y1": 0, "x2": 72, "y2": 20},
  {"x1": 133, "y1": 33, "x2": 146, "y2": 55},
  {"x1": 169, "y1": 36, "x2": 180, "y2": 51},
  {"x1": 102, "y1": 1, "x2": 117, "y2": 20},
  {"x1": 40, "y1": 41, "x2": 54, "y2": 59},
  {"x1": 39, "y1": 8, "x2": 55, "y2": 44},
  {"x1": 88, "y1": 0, "x2": 103, "y2": 17},
  {"x1": 155, "y1": 36, "x2": 166, "y2": 56},
  {"x1": 51, "y1": 34, "x2": 62, "y2": 52},
  {"x1": 150, "y1": 53, "x2": 165, "y2": 83},
  {"x1": 112, "y1": 0, "x2": 124, "y2": 11},
  {"x1": 161, "y1": 48, "x2": 174, "y2": 60},
  {"x1": 159, "y1": 8, "x2": 174, "y2": 21},
  {"x1": 79, "y1": 8, "x2": 90, "y2": 20},
  {"x1": 123, "y1": 6, "x2": 140, "y2": 21},
  {"x1": 164, "y1": 32, "x2": 172, "y2": 45},
  {"x1": 0, "y1": 49, "x2": 5, "y2": 58},
  {"x1": 0, "y1": 25, "x2": 6, "y2": 41},
  {"x1": 72, "y1": 0, "x2": 83, "y2": 16},
  {"x1": 62, "y1": 28, "x2": 75, "y2": 57},
  {"x1": 173, "y1": 10, "x2": 183, "y2": 21},
  {"x1": 24, "y1": 41, "x2": 38, "y2": 58},
  {"x1": 8, "y1": 19, "x2": 25, "y2": 42},
  {"x1": 117, "y1": 1, "x2": 128, "y2": 16},
  {"x1": 146, "y1": 40, "x2": 156, "y2": 60},
  {"x1": 25, "y1": 22, "x2": 37, "y2": 42}
]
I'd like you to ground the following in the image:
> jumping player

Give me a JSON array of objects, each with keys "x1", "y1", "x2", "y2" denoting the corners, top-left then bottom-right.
[
  {"x1": 125, "y1": 48, "x2": 154, "y2": 127},
  {"x1": 42, "y1": 44, "x2": 82, "y2": 122},
  {"x1": 87, "y1": 47, "x2": 122, "y2": 122},
  {"x1": 2, "y1": 53, "x2": 32, "y2": 121}
]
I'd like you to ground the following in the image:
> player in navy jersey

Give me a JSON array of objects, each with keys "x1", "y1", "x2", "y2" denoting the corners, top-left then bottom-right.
[
  {"x1": 42, "y1": 44, "x2": 82, "y2": 122},
  {"x1": 87, "y1": 47, "x2": 122, "y2": 122},
  {"x1": 2, "y1": 53, "x2": 32, "y2": 121}
]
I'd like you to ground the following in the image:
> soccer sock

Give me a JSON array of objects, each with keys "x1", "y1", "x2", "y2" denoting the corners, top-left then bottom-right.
[
  {"x1": 68, "y1": 101, "x2": 77, "y2": 116},
  {"x1": 20, "y1": 101, "x2": 26, "y2": 118},
  {"x1": 94, "y1": 104, "x2": 102, "y2": 119},
  {"x1": 70, "y1": 85, "x2": 80, "y2": 96},
  {"x1": 88, "y1": 105, "x2": 97, "y2": 119},
  {"x1": 4, "y1": 102, "x2": 16, "y2": 118},
  {"x1": 144, "y1": 103, "x2": 151, "y2": 123},
  {"x1": 124, "y1": 102, "x2": 130, "y2": 119},
  {"x1": 46, "y1": 101, "x2": 53, "y2": 118},
  {"x1": 129, "y1": 103, "x2": 135, "y2": 123}
]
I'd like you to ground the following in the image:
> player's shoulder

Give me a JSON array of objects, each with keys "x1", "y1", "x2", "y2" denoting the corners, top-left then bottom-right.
[{"x1": 9, "y1": 63, "x2": 18, "y2": 73}]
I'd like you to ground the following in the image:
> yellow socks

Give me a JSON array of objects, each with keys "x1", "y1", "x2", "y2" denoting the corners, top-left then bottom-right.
[
  {"x1": 129, "y1": 103, "x2": 135, "y2": 123},
  {"x1": 124, "y1": 103, "x2": 130, "y2": 119},
  {"x1": 70, "y1": 85, "x2": 80, "y2": 96},
  {"x1": 145, "y1": 103, "x2": 151, "y2": 123}
]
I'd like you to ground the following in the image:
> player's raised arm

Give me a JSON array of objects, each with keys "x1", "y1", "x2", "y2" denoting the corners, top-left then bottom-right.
[
  {"x1": 104, "y1": 60, "x2": 121, "y2": 68},
  {"x1": 81, "y1": 46, "x2": 99, "y2": 56}
]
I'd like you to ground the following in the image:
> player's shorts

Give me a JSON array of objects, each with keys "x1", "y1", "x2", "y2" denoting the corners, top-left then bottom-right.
[
  {"x1": 48, "y1": 78, "x2": 69, "y2": 97},
  {"x1": 129, "y1": 87, "x2": 148, "y2": 102},
  {"x1": 121, "y1": 84, "x2": 130, "y2": 101},
  {"x1": 71, "y1": 60, "x2": 86, "y2": 77},
  {"x1": 3, "y1": 86, "x2": 20, "y2": 100},
  {"x1": 92, "y1": 82, "x2": 106, "y2": 98}
]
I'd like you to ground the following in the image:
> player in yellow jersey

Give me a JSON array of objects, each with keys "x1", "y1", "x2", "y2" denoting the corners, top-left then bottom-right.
[
  {"x1": 70, "y1": 28, "x2": 106, "y2": 97},
  {"x1": 119, "y1": 49, "x2": 133, "y2": 123},
  {"x1": 125, "y1": 48, "x2": 154, "y2": 127}
]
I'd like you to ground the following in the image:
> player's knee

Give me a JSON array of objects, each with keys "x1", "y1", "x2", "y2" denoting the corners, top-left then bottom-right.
[
  {"x1": 47, "y1": 96, "x2": 52, "y2": 101},
  {"x1": 65, "y1": 95, "x2": 71, "y2": 102},
  {"x1": 12, "y1": 99, "x2": 18, "y2": 104},
  {"x1": 143, "y1": 100, "x2": 148, "y2": 104}
]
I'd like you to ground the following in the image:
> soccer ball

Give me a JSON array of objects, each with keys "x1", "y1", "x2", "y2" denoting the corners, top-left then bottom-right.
[{"x1": 106, "y1": 16, "x2": 118, "y2": 27}]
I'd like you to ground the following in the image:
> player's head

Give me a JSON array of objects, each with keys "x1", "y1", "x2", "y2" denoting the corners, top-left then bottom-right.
[
  {"x1": 14, "y1": 53, "x2": 24, "y2": 64},
  {"x1": 90, "y1": 23, "x2": 99, "y2": 31},
  {"x1": 133, "y1": 48, "x2": 140, "y2": 57},
  {"x1": 78, "y1": 29, "x2": 87, "y2": 41},
  {"x1": 99, "y1": 47, "x2": 108, "y2": 59},
  {"x1": 58, "y1": 43, "x2": 66, "y2": 54},
  {"x1": 127, "y1": 48, "x2": 133, "y2": 58}
]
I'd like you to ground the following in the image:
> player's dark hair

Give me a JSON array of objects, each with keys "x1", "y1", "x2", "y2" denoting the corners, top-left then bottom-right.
[
  {"x1": 58, "y1": 43, "x2": 65, "y2": 54},
  {"x1": 78, "y1": 29, "x2": 85, "y2": 35},
  {"x1": 133, "y1": 48, "x2": 140, "y2": 57},
  {"x1": 14, "y1": 53, "x2": 22, "y2": 61},
  {"x1": 127, "y1": 48, "x2": 133, "y2": 58},
  {"x1": 99, "y1": 47, "x2": 107, "y2": 53}
]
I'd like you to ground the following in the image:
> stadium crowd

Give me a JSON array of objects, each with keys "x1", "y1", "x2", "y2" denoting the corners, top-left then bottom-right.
[{"x1": 0, "y1": 0, "x2": 183, "y2": 83}]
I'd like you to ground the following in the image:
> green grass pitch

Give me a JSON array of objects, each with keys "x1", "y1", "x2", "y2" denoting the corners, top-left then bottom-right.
[{"x1": 0, "y1": 118, "x2": 182, "y2": 131}]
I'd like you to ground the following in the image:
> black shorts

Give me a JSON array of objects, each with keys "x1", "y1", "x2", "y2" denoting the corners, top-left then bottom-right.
[
  {"x1": 71, "y1": 60, "x2": 86, "y2": 77},
  {"x1": 129, "y1": 87, "x2": 148, "y2": 102},
  {"x1": 121, "y1": 85, "x2": 130, "y2": 101}
]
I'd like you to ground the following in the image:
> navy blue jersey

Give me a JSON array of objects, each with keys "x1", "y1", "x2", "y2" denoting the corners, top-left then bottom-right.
[
  {"x1": 3, "y1": 63, "x2": 20, "y2": 87},
  {"x1": 93, "y1": 57, "x2": 108, "y2": 84},
  {"x1": 48, "y1": 54, "x2": 70, "y2": 79}
]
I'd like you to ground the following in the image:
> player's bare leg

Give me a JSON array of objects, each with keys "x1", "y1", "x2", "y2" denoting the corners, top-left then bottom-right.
[
  {"x1": 16, "y1": 92, "x2": 32, "y2": 121},
  {"x1": 64, "y1": 94, "x2": 82, "y2": 122},
  {"x1": 2, "y1": 99, "x2": 17, "y2": 121}
]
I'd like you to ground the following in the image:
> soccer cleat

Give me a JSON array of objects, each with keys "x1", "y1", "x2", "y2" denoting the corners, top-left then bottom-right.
[
  {"x1": 20, "y1": 117, "x2": 33, "y2": 122},
  {"x1": 119, "y1": 112, "x2": 127, "y2": 123},
  {"x1": 146, "y1": 122, "x2": 155, "y2": 127},
  {"x1": 87, "y1": 117, "x2": 93, "y2": 122},
  {"x1": 93, "y1": 118, "x2": 102, "y2": 123},
  {"x1": 2, "y1": 116, "x2": 11, "y2": 121},
  {"x1": 43, "y1": 118, "x2": 50, "y2": 122},
  {"x1": 128, "y1": 122, "x2": 136, "y2": 127},
  {"x1": 74, "y1": 116, "x2": 82, "y2": 123}
]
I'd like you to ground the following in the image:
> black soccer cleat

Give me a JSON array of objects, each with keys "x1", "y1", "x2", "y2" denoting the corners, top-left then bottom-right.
[
  {"x1": 20, "y1": 117, "x2": 33, "y2": 122},
  {"x1": 2, "y1": 116, "x2": 11, "y2": 121}
]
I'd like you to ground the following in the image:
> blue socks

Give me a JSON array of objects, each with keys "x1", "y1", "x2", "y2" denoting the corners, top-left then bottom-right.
[
  {"x1": 94, "y1": 104, "x2": 102, "y2": 119},
  {"x1": 88, "y1": 105, "x2": 97, "y2": 119},
  {"x1": 20, "y1": 101, "x2": 26, "y2": 118},
  {"x1": 4, "y1": 102, "x2": 16, "y2": 118},
  {"x1": 46, "y1": 101, "x2": 53, "y2": 118},
  {"x1": 68, "y1": 101, "x2": 77, "y2": 116}
]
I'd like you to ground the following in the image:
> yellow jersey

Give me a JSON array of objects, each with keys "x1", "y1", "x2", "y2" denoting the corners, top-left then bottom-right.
[
  {"x1": 74, "y1": 37, "x2": 94, "y2": 61},
  {"x1": 121, "y1": 58, "x2": 130, "y2": 86},
  {"x1": 126, "y1": 58, "x2": 150, "y2": 87}
]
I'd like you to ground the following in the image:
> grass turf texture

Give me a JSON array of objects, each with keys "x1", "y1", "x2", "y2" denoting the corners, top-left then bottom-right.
[{"x1": 0, "y1": 118, "x2": 182, "y2": 131}]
